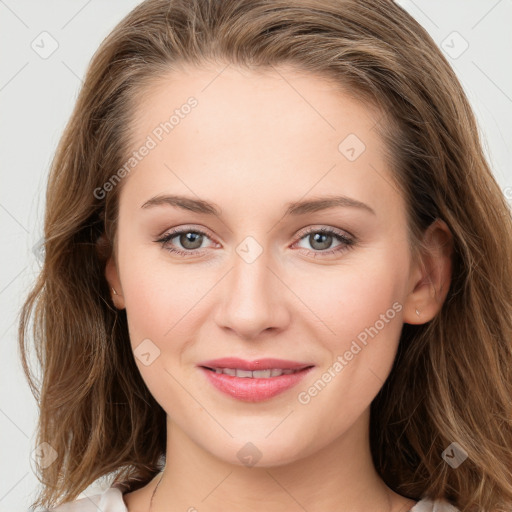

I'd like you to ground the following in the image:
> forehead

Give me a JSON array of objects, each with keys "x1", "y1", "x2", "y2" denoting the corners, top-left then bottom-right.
[
  {"x1": 129, "y1": 62, "x2": 382, "y2": 145},
  {"x1": 120, "y1": 63, "x2": 403, "y2": 223}
]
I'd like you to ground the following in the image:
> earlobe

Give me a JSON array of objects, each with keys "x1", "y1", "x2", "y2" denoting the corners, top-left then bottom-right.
[{"x1": 403, "y1": 219, "x2": 453, "y2": 325}]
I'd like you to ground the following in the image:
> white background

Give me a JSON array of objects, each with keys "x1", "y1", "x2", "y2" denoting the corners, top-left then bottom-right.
[{"x1": 1, "y1": 0, "x2": 511, "y2": 510}]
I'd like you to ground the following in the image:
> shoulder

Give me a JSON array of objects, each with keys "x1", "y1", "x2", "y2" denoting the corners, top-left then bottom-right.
[
  {"x1": 411, "y1": 498, "x2": 461, "y2": 512},
  {"x1": 44, "y1": 485, "x2": 127, "y2": 512}
]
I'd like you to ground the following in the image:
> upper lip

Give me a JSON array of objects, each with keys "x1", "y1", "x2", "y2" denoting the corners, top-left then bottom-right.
[{"x1": 198, "y1": 357, "x2": 314, "y2": 371}]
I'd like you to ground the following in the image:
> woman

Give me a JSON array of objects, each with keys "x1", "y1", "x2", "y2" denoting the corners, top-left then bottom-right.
[{"x1": 19, "y1": 0, "x2": 512, "y2": 511}]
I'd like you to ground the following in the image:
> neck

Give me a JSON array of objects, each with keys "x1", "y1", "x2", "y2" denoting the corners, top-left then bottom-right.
[{"x1": 145, "y1": 409, "x2": 415, "y2": 512}]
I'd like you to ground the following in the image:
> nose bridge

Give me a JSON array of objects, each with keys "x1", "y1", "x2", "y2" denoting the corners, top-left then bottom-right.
[
  {"x1": 233, "y1": 237, "x2": 271, "y2": 296},
  {"x1": 215, "y1": 234, "x2": 288, "y2": 338}
]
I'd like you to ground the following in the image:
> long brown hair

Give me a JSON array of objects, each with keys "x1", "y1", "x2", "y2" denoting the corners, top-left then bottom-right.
[{"x1": 19, "y1": 1, "x2": 512, "y2": 510}]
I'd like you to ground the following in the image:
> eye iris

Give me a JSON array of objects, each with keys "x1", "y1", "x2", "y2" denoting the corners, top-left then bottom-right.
[
  {"x1": 180, "y1": 232, "x2": 203, "y2": 249},
  {"x1": 310, "y1": 232, "x2": 332, "y2": 250}
]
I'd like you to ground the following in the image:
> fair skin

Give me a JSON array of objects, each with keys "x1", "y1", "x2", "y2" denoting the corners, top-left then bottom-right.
[{"x1": 105, "y1": 63, "x2": 452, "y2": 512}]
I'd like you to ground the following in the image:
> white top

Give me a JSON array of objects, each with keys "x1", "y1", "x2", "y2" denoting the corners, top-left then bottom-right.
[{"x1": 46, "y1": 484, "x2": 461, "y2": 511}]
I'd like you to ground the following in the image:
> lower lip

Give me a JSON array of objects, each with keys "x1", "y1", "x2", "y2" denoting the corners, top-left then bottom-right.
[{"x1": 199, "y1": 366, "x2": 314, "y2": 402}]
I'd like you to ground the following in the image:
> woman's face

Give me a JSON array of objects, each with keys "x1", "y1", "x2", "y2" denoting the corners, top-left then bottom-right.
[{"x1": 107, "y1": 63, "x2": 423, "y2": 466}]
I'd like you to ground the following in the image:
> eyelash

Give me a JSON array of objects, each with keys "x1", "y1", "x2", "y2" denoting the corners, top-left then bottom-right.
[{"x1": 155, "y1": 225, "x2": 356, "y2": 259}]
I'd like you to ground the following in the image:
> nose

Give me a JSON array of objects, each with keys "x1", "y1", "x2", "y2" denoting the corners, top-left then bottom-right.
[{"x1": 213, "y1": 242, "x2": 291, "y2": 341}]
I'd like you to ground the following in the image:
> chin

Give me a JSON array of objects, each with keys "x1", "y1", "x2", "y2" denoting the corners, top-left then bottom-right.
[{"x1": 201, "y1": 430, "x2": 312, "y2": 469}]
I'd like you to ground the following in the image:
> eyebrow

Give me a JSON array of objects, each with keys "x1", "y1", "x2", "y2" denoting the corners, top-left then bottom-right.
[{"x1": 140, "y1": 194, "x2": 376, "y2": 216}]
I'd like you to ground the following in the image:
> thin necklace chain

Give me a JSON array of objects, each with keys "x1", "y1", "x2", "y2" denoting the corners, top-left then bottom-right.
[
  {"x1": 148, "y1": 472, "x2": 398, "y2": 512},
  {"x1": 148, "y1": 472, "x2": 163, "y2": 512}
]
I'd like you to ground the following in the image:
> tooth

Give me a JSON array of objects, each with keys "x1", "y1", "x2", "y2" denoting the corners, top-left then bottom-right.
[
  {"x1": 252, "y1": 369, "x2": 272, "y2": 378},
  {"x1": 236, "y1": 369, "x2": 253, "y2": 378},
  {"x1": 211, "y1": 367, "x2": 301, "y2": 378}
]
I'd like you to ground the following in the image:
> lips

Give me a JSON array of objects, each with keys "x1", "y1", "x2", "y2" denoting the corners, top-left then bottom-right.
[{"x1": 197, "y1": 357, "x2": 314, "y2": 402}]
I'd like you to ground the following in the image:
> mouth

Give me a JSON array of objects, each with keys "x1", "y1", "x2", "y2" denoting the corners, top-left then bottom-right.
[{"x1": 197, "y1": 358, "x2": 315, "y2": 402}]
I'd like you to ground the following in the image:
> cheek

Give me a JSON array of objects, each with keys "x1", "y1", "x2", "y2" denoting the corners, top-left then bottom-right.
[
  {"x1": 117, "y1": 246, "x2": 231, "y2": 393},
  {"x1": 116, "y1": 245, "x2": 202, "y2": 406},
  {"x1": 291, "y1": 250, "x2": 408, "y2": 412},
  {"x1": 117, "y1": 240, "x2": 189, "y2": 348},
  {"x1": 292, "y1": 252, "x2": 406, "y2": 341},
  {"x1": 291, "y1": 261, "x2": 406, "y2": 430}
]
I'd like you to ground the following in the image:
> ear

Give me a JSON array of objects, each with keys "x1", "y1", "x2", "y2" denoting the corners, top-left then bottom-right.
[
  {"x1": 403, "y1": 219, "x2": 453, "y2": 325},
  {"x1": 97, "y1": 232, "x2": 126, "y2": 310},
  {"x1": 105, "y1": 255, "x2": 125, "y2": 310}
]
